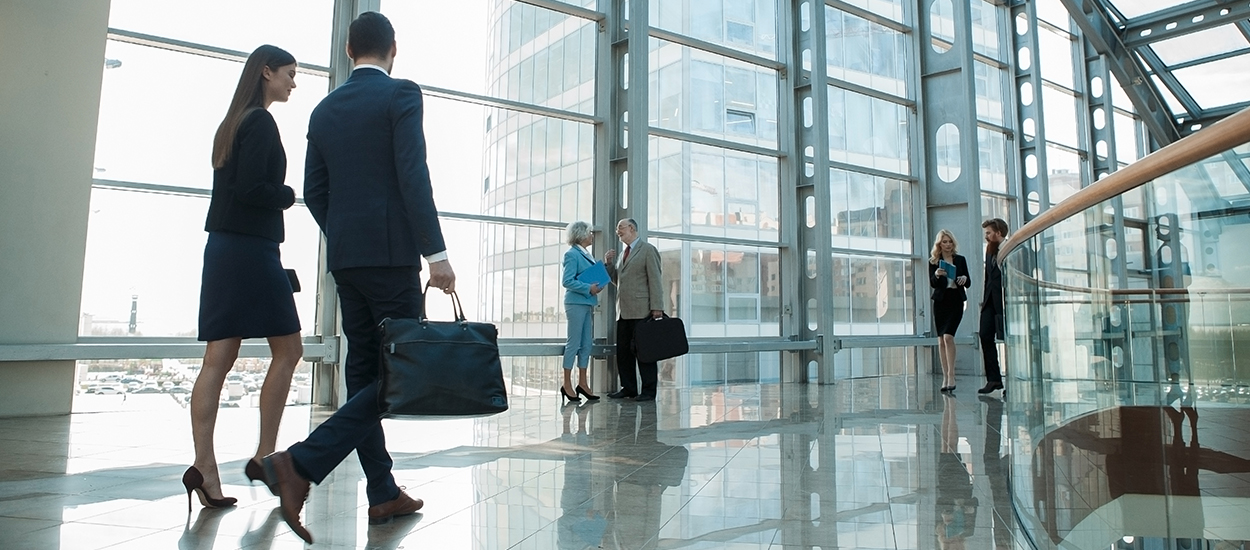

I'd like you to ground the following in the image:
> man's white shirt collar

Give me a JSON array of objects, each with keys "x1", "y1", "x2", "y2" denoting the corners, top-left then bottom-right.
[{"x1": 353, "y1": 64, "x2": 389, "y2": 75}]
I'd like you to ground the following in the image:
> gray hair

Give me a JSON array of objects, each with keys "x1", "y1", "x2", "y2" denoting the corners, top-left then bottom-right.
[
  {"x1": 620, "y1": 218, "x2": 637, "y2": 231},
  {"x1": 566, "y1": 220, "x2": 592, "y2": 245}
]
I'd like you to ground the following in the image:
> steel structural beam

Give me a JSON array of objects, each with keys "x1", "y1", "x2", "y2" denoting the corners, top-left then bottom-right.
[
  {"x1": 922, "y1": 0, "x2": 992, "y2": 374},
  {"x1": 1179, "y1": 100, "x2": 1250, "y2": 134},
  {"x1": 1057, "y1": 0, "x2": 1181, "y2": 145},
  {"x1": 1011, "y1": 0, "x2": 1051, "y2": 224},
  {"x1": 773, "y1": 5, "x2": 804, "y2": 383},
  {"x1": 793, "y1": 0, "x2": 837, "y2": 383},
  {"x1": 1135, "y1": 46, "x2": 1201, "y2": 117},
  {"x1": 1078, "y1": 36, "x2": 1135, "y2": 370},
  {"x1": 1122, "y1": 0, "x2": 1250, "y2": 48}
]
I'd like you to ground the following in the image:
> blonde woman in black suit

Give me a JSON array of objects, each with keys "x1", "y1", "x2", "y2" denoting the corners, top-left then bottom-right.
[{"x1": 929, "y1": 230, "x2": 970, "y2": 392}]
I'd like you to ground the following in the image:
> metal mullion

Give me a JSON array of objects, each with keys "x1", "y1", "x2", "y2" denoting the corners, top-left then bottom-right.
[
  {"x1": 1122, "y1": 1, "x2": 1250, "y2": 48},
  {"x1": 0, "y1": 341, "x2": 330, "y2": 362},
  {"x1": 825, "y1": 0, "x2": 910, "y2": 34},
  {"x1": 825, "y1": 75, "x2": 914, "y2": 107},
  {"x1": 107, "y1": 29, "x2": 332, "y2": 77},
  {"x1": 828, "y1": 247, "x2": 915, "y2": 262},
  {"x1": 516, "y1": 0, "x2": 605, "y2": 22},
  {"x1": 1013, "y1": 0, "x2": 1051, "y2": 225},
  {"x1": 646, "y1": 230, "x2": 785, "y2": 250},
  {"x1": 1043, "y1": 140, "x2": 1082, "y2": 156},
  {"x1": 1164, "y1": 47, "x2": 1250, "y2": 72},
  {"x1": 979, "y1": 188, "x2": 1016, "y2": 201},
  {"x1": 1038, "y1": 78, "x2": 1081, "y2": 96},
  {"x1": 826, "y1": 159, "x2": 916, "y2": 183},
  {"x1": 648, "y1": 127, "x2": 783, "y2": 158},
  {"x1": 774, "y1": 0, "x2": 802, "y2": 382},
  {"x1": 972, "y1": 51, "x2": 1009, "y2": 70},
  {"x1": 420, "y1": 84, "x2": 599, "y2": 125},
  {"x1": 93, "y1": 179, "x2": 211, "y2": 199},
  {"x1": 648, "y1": 27, "x2": 783, "y2": 70},
  {"x1": 436, "y1": 211, "x2": 569, "y2": 230},
  {"x1": 797, "y1": 0, "x2": 837, "y2": 384},
  {"x1": 977, "y1": 120, "x2": 1013, "y2": 137}
]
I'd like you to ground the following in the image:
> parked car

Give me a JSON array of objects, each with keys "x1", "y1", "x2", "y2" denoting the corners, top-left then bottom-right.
[
  {"x1": 167, "y1": 385, "x2": 191, "y2": 394},
  {"x1": 134, "y1": 385, "x2": 162, "y2": 394},
  {"x1": 96, "y1": 385, "x2": 122, "y2": 395}
]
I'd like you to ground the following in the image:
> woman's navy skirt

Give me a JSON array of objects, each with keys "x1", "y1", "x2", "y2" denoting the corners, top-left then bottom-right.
[{"x1": 198, "y1": 231, "x2": 301, "y2": 341}]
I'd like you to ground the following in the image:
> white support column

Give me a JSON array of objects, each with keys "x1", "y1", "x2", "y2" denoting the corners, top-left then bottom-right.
[{"x1": 0, "y1": 0, "x2": 112, "y2": 417}]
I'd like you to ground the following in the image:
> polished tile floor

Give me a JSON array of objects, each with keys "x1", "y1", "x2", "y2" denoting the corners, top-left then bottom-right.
[{"x1": 6, "y1": 374, "x2": 1236, "y2": 549}]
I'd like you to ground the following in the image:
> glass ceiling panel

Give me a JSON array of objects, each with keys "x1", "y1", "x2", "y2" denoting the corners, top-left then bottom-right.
[
  {"x1": 1107, "y1": 0, "x2": 1190, "y2": 19},
  {"x1": 1148, "y1": 73, "x2": 1188, "y2": 115},
  {"x1": 1172, "y1": 54, "x2": 1250, "y2": 110},
  {"x1": 1151, "y1": 25, "x2": 1249, "y2": 66}
]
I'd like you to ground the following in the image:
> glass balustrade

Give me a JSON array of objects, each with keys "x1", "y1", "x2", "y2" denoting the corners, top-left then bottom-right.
[{"x1": 1001, "y1": 129, "x2": 1250, "y2": 548}]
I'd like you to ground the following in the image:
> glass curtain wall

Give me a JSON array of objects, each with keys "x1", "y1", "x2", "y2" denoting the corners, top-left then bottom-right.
[
  {"x1": 76, "y1": 0, "x2": 333, "y2": 411},
  {"x1": 79, "y1": 0, "x2": 1145, "y2": 400},
  {"x1": 646, "y1": 0, "x2": 784, "y2": 385},
  {"x1": 825, "y1": 5, "x2": 915, "y2": 346}
]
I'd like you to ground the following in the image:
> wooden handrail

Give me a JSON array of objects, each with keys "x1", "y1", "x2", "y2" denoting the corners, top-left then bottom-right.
[{"x1": 997, "y1": 106, "x2": 1250, "y2": 265}]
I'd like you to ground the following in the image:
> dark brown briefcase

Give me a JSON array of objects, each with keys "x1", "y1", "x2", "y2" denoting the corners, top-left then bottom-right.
[{"x1": 633, "y1": 314, "x2": 689, "y2": 363}]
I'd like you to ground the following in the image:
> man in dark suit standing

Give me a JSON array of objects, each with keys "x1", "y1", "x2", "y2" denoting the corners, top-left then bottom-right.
[
  {"x1": 261, "y1": 12, "x2": 456, "y2": 543},
  {"x1": 977, "y1": 218, "x2": 1007, "y2": 395},
  {"x1": 603, "y1": 218, "x2": 665, "y2": 401}
]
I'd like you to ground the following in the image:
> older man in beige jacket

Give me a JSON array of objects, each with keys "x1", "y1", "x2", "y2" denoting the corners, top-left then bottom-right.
[{"x1": 603, "y1": 218, "x2": 665, "y2": 401}]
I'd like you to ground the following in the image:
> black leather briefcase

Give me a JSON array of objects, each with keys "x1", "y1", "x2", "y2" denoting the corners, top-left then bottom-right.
[
  {"x1": 377, "y1": 289, "x2": 508, "y2": 417},
  {"x1": 633, "y1": 314, "x2": 689, "y2": 363}
]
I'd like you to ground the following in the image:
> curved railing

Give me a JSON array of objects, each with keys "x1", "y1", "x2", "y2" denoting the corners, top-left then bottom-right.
[{"x1": 998, "y1": 108, "x2": 1250, "y2": 549}]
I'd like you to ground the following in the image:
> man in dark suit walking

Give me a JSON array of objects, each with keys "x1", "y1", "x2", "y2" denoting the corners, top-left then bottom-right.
[
  {"x1": 977, "y1": 218, "x2": 1007, "y2": 395},
  {"x1": 603, "y1": 218, "x2": 665, "y2": 401},
  {"x1": 261, "y1": 12, "x2": 456, "y2": 543}
]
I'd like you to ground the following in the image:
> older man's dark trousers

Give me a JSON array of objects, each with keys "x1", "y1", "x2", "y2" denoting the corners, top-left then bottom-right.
[{"x1": 616, "y1": 317, "x2": 658, "y2": 397}]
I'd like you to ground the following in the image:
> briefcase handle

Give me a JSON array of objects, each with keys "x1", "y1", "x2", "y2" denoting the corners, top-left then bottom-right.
[{"x1": 420, "y1": 283, "x2": 468, "y2": 325}]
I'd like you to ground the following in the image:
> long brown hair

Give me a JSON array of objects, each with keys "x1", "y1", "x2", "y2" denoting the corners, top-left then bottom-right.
[{"x1": 211, "y1": 45, "x2": 296, "y2": 169}]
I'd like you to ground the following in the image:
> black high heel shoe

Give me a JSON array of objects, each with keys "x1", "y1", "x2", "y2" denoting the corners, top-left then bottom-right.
[
  {"x1": 182, "y1": 466, "x2": 237, "y2": 513},
  {"x1": 576, "y1": 386, "x2": 600, "y2": 400},
  {"x1": 245, "y1": 458, "x2": 276, "y2": 496},
  {"x1": 560, "y1": 387, "x2": 581, "y2": 403}
]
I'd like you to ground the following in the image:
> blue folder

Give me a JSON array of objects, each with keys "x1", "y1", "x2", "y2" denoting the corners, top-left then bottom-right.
[
  {"x1": 938, "y1": 259, "x2": 957, "y2": 287},
  {"x1": 576, "y1": 261, "x2": 611, "y2": 287}
]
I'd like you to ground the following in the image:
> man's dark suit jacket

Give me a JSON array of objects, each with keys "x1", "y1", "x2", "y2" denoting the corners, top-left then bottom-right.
[{"x1": 304, "y1": 67, "x2": 446, "y2": 271}]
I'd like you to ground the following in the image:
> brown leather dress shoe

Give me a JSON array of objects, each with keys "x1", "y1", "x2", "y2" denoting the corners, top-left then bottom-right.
[
  {"x1": 261, "y1": 451, "x2": 313, "y2": 544},
  {"x1": 368, "y1": 490, "x2": 424, "y2": 525}
]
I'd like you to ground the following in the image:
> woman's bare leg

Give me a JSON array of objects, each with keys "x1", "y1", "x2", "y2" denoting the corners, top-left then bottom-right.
[
  {"x1": 254, "y1": 332, "x2": 302, "y2": 459},
  {"x1": 940, "y1": 334, "x2": 957, "y2": 387},
  {"x1": 191, "y1": 337, "x2": 242, "y2": 498}
]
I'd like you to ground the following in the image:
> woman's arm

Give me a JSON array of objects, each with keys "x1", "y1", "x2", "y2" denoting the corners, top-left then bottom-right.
[
  {"x1": 561, "y1": 249, "x2": 593, "y2": 295},
  {"x1": 928, "y1": 261, "x2": 944, "y2": 289},
  {"x1": 234, "y1": 111, "x2": 296, "y2": 210},
  {"x1": 957, "y1": 255, "x2": 972, "y2": 288}
]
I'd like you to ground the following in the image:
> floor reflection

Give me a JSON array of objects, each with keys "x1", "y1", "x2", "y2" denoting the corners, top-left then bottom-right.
[
  {"x1": 1029, "y1": 402, "x2": 1250, "y2": 548},
  {"x1": 0, "y1": 376, "x2": 1030, "y2": 549}
]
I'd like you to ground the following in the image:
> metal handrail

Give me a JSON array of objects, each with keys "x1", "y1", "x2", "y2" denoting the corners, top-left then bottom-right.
[{"x1": 997, "y1": 106, "x2": 1250, "y2": 265}]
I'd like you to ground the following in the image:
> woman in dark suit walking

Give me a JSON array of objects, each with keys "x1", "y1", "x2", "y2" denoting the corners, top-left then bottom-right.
[
  {"x1": 929, "y1": 230, "x2": 970, "y2": 392},
  {"x1": 185, "y1": 45, "x2": 303, "y2": 510}
]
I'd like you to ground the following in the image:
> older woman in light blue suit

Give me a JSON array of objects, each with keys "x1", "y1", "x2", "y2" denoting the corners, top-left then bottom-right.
[{"x1": 561, "y1": 221, "x2": 603, "y2": 402}]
